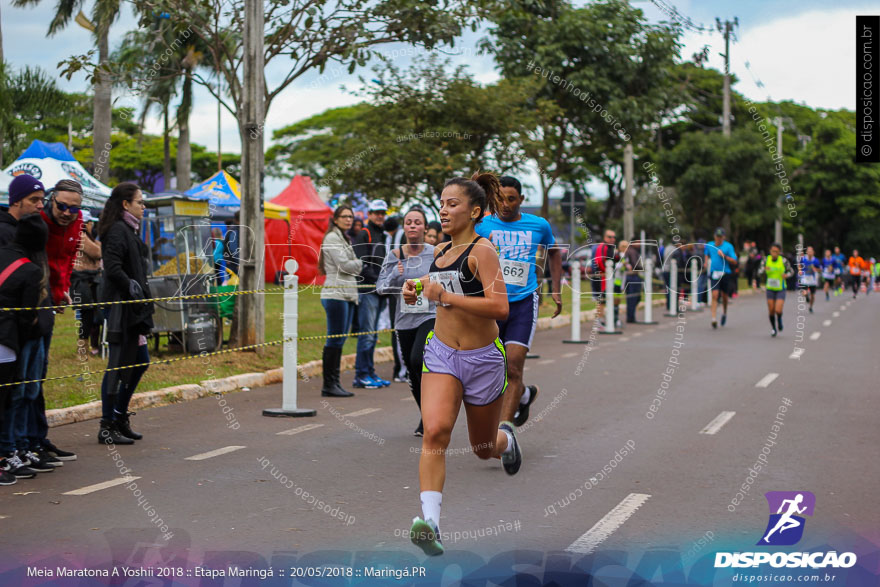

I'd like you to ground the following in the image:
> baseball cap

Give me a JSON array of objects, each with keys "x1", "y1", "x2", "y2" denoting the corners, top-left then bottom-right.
[
  {"x1": 8, "y1": 174, "x2": 45, "y2": 206},
  {"x1": 714, "y1": 227, "x2": 726, "y2": 237},
  {"x1": 368, "y1": 200, "x2": 388, "y2": 213},
  {"x1": 81, "y1": 209, "x2": 94, "y2": 223}
]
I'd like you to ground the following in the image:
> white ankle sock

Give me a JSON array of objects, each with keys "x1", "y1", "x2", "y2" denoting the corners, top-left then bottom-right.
[
  {"x1": 520, "y1": 387, "x2": 531, "y2": 405},
  {"x1": 420, "y1": 491, "x2": 442, "y2": 526},
  {"x1": 501, "y1": 428, "x2": 515, "y2": 455}
]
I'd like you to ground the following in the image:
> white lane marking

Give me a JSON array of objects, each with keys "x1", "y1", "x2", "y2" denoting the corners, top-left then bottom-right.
[
  {"x1": 536, "y1": 359, "x2": 556, "y2": 365},
  {"x1": 700, "y1": 411, "x2": 736, "y2": 435},
  {"x1": 400, "y1": 397, "x2": 415, "y2": 401},
  {"x1": 840, "y1": 305, "x2": 847, "y2": 311},
  {"x1": 832, "y1": 312, "x2": 840, "y2": 317},
  {"x1": 822, "y1": 320, "x2": 832, "y2": 327},
  {"x1": 619, "y1": 337, "x2": 630, "y2": 342},
  {"x1": 345, "y1": 408, "x2": 382, "y2": 418},
  {"x1": 185, "y1": 446, "x2": 246, "y2": 461},
  {"x1": 789, "y1": 348, "x2": 805, "y2": 360},
  {"x1": 277, "y1": 423, "x2": 325, "y2": 436},
  {"x1": 565, "y1": 493, "x2": 651, "y2": 554},
  {"x1": 63, "y1": 476, "x2": 141, "y2": 496},
  {"x1": 561, "y1": 352, "x2": 579, "y2": 358},
  {"x1": 755, "y1": 373, "x2": 779, "y2": 388},
  {"x1": 632, "y1": 332, "x2": 643, "y2": 338},
  {"x1": 810, "y1": 332, "x2": 821, "y2": 341}
]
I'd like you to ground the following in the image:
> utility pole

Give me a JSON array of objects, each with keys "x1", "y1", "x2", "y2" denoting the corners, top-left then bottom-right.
[
  {"x1": 235, "y1": 0, "x2": 266, "y2": 348},
  {"x1": 775, "y1": 117, "x2": 783, "y2": 246},
  {"x1": 716, "y1": 17, "x2": 738, "y2": 138},
  {"x1": 623, "y1": 143, "x2": 634, "y2": 241}
]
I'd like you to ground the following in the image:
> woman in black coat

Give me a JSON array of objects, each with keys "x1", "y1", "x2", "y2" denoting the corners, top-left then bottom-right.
[{"x1": 97, "y1": 183, "x2": 154, "y2": 445}]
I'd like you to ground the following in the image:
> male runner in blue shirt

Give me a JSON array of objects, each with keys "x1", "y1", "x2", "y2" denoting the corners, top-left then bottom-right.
[
  {"x1": 476, "y1": 176, "x2": 562, "y2": 427},
  {"x1": 704, "y1": 227, "x2": 738, "y2": 329}
]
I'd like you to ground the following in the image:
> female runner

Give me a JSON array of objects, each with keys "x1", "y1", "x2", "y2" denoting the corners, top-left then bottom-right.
[{"x1": 402, "y1": 172, "x2": 520, "y2": 556}]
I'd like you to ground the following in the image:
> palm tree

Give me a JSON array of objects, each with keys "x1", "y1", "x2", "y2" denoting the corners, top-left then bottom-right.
[{"x1": 12, "y1": 0, "x2": 124, "y2": 182}]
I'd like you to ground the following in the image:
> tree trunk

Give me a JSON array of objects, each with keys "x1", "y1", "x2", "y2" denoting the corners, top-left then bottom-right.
[
  {"x1": 163, "y1": 103, "x2": 171, "y2": 189},
  {"x1": 0, "y1": 3, "x2": 5, "y2": 64},
  {"x1": 232, "y1": 0, "x2": 266, "y2": 348},
  {"x1": 92, "y1": 23, "x2": 112, "y2": 182},
  {"x1": 176, "y1": 68, "x2": 193, "y2": 191}
]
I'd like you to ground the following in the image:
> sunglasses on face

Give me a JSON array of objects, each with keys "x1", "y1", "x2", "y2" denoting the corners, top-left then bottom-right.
[{"x1": 53, "y1": 199, "x2": 81, "y2": 214}]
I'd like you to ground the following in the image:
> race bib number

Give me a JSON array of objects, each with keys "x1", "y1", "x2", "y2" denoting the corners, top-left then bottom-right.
[
  {"x1": 401, "y1": 292, "x2": 428, "y2": 314},
  {"x1": 767, "y1": 278, "x2": 782, "y2": 289},
  {"x1": 802, "y1": 274, "x2": 818, "y2": 286},
  {"x1": 711, "y1": 270, "x2": 724, "y2": 280},
  {"x1": 430, "y1": 271, "x2": 464, "y2": 296},
  {"x1": 500, "y1": 259, "x2": 529, "y2": 286}
]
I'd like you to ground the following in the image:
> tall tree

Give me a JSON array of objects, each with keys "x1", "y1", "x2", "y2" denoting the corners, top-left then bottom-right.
[
  {"x1": 13, "y1": 0, "x2": 126, "y2": 182},
  {"x1": 121, "y1": 0, "x2": 493, "y2": 347},
  {"x1": 485, "y1": 0, "x2": 681, "y2": 225}
]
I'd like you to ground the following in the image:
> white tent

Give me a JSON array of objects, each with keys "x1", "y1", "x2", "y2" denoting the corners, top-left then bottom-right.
[{"x1": 0, "y1": 140, "x2": 111, "y2": 209}]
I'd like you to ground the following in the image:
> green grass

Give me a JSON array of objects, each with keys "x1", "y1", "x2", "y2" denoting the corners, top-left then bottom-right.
[{"x1": 44, "y1": 280, "x2": 674, "y2": 410}]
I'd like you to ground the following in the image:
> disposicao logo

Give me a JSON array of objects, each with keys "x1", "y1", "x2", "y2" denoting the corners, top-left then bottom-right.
[
  {"x1": 715, "y1": 491, "x2": 857, "y2": 570},
  {"x1": 759, "y1": 491, "x2": 815, "y2": 546}
]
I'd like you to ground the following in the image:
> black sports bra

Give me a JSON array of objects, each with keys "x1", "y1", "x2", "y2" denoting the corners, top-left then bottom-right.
[{"x1": 429, "y1": 236, "x2": 485, "y2": 298}]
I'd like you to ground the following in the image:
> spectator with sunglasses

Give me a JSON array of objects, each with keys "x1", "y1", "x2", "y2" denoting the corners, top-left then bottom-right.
[{"x1": 31, "y1": 179, "x2": 84, "y2": 462}]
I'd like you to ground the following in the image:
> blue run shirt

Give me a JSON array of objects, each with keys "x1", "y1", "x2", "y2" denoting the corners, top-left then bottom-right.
[
  {"x1": 704, "y1": 241, "x2": 737, "y2": 276},
  {"x1": 476, "y1": 213, "x2": 555, "y2": 302},
  {"x1": 798, "y1": 256, "x2": 821, "y2": 284}
]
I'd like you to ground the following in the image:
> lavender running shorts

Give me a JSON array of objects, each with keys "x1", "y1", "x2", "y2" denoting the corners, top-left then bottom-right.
[{"x1": 421, "y1": 330, "x2": 508, "y2": 406}]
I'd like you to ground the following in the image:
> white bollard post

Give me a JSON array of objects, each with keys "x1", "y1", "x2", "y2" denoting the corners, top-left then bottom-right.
[
  {"x1": 689, "y1": 257, "x2": 702, "y2": 312},
  {"x1": 639, "y1": 256, "x2": 658, "y2": 324},
  {"x1": 600, "y1": 260, "x2": 621, "y2": 334},
  {"x1": 665, "y1": 258, "x2": 678, "y2": 317},
  {"x1": 563, "y1": 261, "x2": 590, "y2": 343},
  {"x1": 264, "y1": 259, "x2": 316, "y2": 418}
]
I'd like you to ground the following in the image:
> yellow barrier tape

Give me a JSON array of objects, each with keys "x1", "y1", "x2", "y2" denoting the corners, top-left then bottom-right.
[
  {"x1": 0, "y1": 283, "x2": 386, "y2": 312},
  {"x1": 0, "y1": 328, "x2": 396, "y2": 389}
]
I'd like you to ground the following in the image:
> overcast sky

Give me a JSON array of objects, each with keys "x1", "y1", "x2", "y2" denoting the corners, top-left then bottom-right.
[{"x1": 1, "y1": 0, "x2": 873, "y2": 203}]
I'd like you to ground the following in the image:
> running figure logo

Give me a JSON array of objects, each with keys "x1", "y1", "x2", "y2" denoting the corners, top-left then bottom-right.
[{"x1": 758, "y1": 491, "x2": 816, "y2": 546}]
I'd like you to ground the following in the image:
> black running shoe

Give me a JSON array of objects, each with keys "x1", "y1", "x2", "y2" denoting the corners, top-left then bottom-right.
[
  {"x1": 513, "y1": 385, "x2": 539, "y2": 427},
  {"x1": 499, "y1": 422, "x2": 522, "y2": 475},
  {"x1": 42, "y1": 440, "x2": 77, "y2": 461},
  {"x1": 34, "y1": 449, "x2": 62, "y2": 467},
  {"x1": 3, "y1": 454, "x2": 37, "y2": 479},
  {"x1": 21, "y1": 451, "x2": 55, "y2": 473},
  {"x1": 0, "y1": 468, "x2": 16, "y2": 486}
]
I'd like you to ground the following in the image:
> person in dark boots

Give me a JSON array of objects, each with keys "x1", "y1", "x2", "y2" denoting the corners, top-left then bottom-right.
[
  {"x1": 318, "y1": 205, "x2": 362, "y2": 397},
  {"x1": 97, "y1": 183, "x2": 154, "y2": 444}
]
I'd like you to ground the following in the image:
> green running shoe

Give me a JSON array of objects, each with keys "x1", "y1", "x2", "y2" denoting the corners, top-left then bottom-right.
[{"x1": 410, "y1": 517, "x2": 444, "y2": 556}]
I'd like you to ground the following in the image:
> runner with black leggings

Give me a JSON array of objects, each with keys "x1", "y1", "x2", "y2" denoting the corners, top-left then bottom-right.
[
  {"x1": 402, "y1": 172, "x2": 519, "y2": 556},
  {"x1": 377, "y1": 208, "x2": 436, "y2": 437}
]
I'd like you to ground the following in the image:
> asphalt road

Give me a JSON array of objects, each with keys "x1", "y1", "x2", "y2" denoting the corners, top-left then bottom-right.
[{"x1": 1, "y1": 288, "x2": 877, "y2": 584}]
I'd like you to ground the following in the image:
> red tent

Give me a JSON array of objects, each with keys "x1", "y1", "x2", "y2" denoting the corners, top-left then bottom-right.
[{"x1": 264, "y1": 176, "x2": 333, "y2": 284}]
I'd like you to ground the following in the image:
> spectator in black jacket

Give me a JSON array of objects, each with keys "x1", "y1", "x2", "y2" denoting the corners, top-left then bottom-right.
[
  {"x1": 96, "y1": 183, "x2": 154, "y2": 446},
  {"x1": 0, "y1": 214, "x2": 54, "y2": 481},
  {"x1": 0, "y1": 175, "x2": 46, "y2": 246},
  {"x1": 351, "y1": 199, "x2": 390, "y2": 388}
]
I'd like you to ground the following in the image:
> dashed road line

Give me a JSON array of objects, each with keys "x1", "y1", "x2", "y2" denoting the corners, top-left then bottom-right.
[
  {"x1": 63, "y1": 476, "x2": 141, "y2": 496},
  {"x1": 809, "y1": 332, "x2": 821, "y2": 341},
  {"x1": 790, "y1": 348, "x2": 805, "y2": 360},
  {"x1": 185, "y1": 446, "x2": 246, "y2": 461},
  {"x1": 277, "y1": 423, "x2": 325, "y2": 436},
  {"x1": 700, "y1": 411, "x2": 736, "y2": 435},
  {"x1": 565, "y1": 493, "x2": 651, "y2": 554},
  {"x1": 822, "y1": 320, "x2": 832, "y2": 327},
  {"x1": 345, "y1": 408, "x2": 382, "y2": 418},
  {"x1": 755, "y1": 373, "x2": 779, "y2": 388},
  {"x1": 832, "y1": 312, "x2": 840, "y2": 317},
  {"x1": 561, "y1": 352, "x2": 579, "y2": 358}
]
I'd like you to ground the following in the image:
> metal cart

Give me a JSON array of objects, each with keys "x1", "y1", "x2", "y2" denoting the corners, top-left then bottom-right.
[{"x1": 142, "y1": 193, "x2": 224, "y2": 355}]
